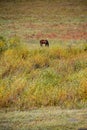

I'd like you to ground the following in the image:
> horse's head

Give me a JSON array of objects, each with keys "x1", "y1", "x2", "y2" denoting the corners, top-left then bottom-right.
[{"x1": 40, "y1": 39, "x2": 49, "y2": 47}]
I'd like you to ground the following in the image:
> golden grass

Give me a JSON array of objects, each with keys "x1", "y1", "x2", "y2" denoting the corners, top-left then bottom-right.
[{"x1": 0, "y1": 37, "x2": 87, "y2": 109}]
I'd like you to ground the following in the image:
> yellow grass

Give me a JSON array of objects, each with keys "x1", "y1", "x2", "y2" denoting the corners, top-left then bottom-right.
[{"x1": 0, "y1": 37, "x2": 87, "y2": 109}]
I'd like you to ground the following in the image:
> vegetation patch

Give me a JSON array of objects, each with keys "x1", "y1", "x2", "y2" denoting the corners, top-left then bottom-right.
[{"x1": 0, "y1": 36, "x2": 87, "y2": 109}]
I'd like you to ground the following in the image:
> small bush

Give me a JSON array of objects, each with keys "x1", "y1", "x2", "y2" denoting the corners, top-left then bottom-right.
[
  {"x1": 0, "y1": 36, "x2": 7, "y2": 52},
  {"x1": 8, "y1": 36, "x2": 20, "y2": 48},
  {"x1": 84, "y1": 44, "x2": 87, "y2": 51},
  {"x1": 78, "y1": 79, "x2": 87, "y2": 101}
]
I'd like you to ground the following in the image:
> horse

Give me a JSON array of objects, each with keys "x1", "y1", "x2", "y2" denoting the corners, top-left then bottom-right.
[{"x1": 40, "y1": 39, "x2": 49, "y2": 47}]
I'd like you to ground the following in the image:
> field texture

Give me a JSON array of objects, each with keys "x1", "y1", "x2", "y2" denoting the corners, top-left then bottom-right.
[
  {"x1": 0, "y1": 0, "x2": 87, "y2": 130},
  {"x1": 0, "y1": 0, "x2": 87, "y2": 43},
  {"x1": 0, "y1": 0, "x2": 87, "y2": 108},
  {"x1": 0, "y1": 107, "x2": 87, "y2": 130}
]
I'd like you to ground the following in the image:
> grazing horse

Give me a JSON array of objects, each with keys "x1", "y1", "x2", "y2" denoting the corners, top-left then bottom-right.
[{"x1": 40, "y1": 39, "x2": 49, "y2": 47}]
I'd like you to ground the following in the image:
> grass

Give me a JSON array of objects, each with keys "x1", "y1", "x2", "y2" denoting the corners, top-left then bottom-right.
[
  {"x1": 0, "y1": 0, "x2": 87, "y2": 129},
  {"x1": 0, "y1": 0, "x2": 87, "y2": 42},
  {"x1": 0, "y1": 37, "x2": 87, "y2": 109},
  {"x1": 0, "y1": 107, "x2": 87, "y2": 130}
]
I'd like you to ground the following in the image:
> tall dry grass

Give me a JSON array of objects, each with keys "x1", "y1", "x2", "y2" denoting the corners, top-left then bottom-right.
[{"x1": 0, "y1": 36, "x2": 87, "y2": 109}]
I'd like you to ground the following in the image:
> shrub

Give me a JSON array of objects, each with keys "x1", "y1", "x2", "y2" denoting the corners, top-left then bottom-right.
[
  {"x1": 84, "y1": 43, "x2": 87, "y2": 51},
  {"x1": 78, "y1": 79, "x2": 87, "y2": 101},
  {"x1": 0, "y1": 36, "x2": 7, "y2": 52},
  {"x1": 8, "y1": 36, "x2": 20, "y2": 48}
]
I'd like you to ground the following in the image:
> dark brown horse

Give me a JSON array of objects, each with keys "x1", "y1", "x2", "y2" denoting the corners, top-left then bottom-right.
[{"x1": 40, "y1": 40, "x2": 49, "y2": 47}]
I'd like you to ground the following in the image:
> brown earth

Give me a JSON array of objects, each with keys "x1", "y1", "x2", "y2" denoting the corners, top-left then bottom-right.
[{"x1": 23, "y1": 23, "x2": 87, "y2": 41}]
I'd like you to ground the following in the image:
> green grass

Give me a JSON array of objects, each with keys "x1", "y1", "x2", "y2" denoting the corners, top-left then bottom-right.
[{"x1": 0, "y1": 107, "x2": 87, "y2": 130}]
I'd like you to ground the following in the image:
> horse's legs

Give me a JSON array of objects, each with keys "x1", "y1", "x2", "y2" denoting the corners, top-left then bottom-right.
[{"x1": 45, "y1": 43, "x2": 49, "y2": 47}]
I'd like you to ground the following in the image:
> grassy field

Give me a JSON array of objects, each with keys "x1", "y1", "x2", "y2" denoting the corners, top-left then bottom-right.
[
  {"x1": 0, "y1": 107, "x2": 87, "y2": 130},
  {"x1": 0, "y1": 38, "x2": 87, "y2": 109},
  {"x1": 0, "y1": 0, "x2": 87, "y2": 43},
  {"x1": 0, "y1": 0, "x2": 87, "y2": 129}
]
